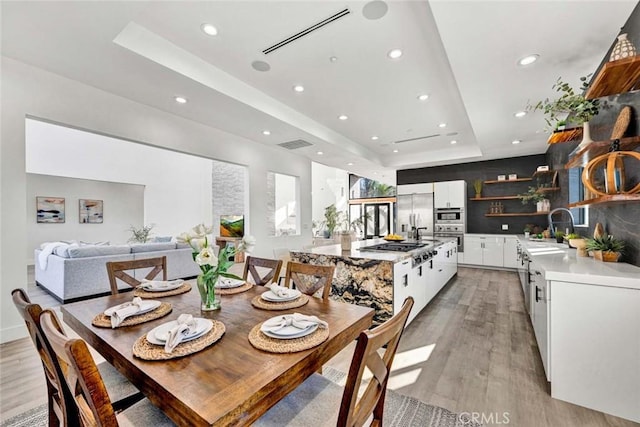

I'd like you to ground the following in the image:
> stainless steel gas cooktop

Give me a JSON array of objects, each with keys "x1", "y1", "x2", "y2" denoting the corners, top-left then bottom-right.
[{"x1": 360, "y1": 242, "x2": 428, "y2": 252}]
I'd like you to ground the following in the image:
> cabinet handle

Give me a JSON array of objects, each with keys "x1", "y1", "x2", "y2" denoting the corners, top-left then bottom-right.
[
  {"x1": 535, "y1": 270, "x2": 541, "y2": 276},
  {"x1": 403, "y1": 274, "x2": 408, "y2": 287},
  {"x1": 535, "y1": 286, "x2": 541, "y2": 302}
]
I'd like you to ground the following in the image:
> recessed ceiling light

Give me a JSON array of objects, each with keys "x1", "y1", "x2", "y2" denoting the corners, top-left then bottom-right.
[
  {"x1": 438, "y1": 123, "x2": 447, "y2": 128},
  {"x1": 347, "y1": 162, "x2": 354, "y2": 166},
  {"x1": 201, "y1": 24, "x2": 218, "y2": 36},
  {"x1": 252, "y1": 60, "x2": 271, "y2": 72},
  {"x1": 417, "y1": 94, "x2": 429, "y2": 101},
  {"x1": 512, "y1": 139, "x2": 521, "y2": 145},
  {"x1": 317, "y1": 151, "x2": 324, "y2": 155},
  {"x1": 262, "y1": 130, "x2": 271, "y2": 135},
  {"x1": 393, "y1": 149, "x2": 399, "y2": 153},
  {"x1": 330, "y1": 56, "x2": 338, "y2": 62},
  {"x1": 293, "y1": 85, "x2": 305, "y2": 92},
  {"x1": 387, "y1": 48, "x2": 403, "y2": 59},
  {"x1": 371, "y1": 136, "x2": 379, "y2": 140},
  {"x1": 450, "y1": 140, "x2": 457, "y2": 145},
  {"x1": 338, "y1": 115, "x2": 348, "y2": 120},
  {"x1": 174, "y1": 96, "x2": 187, "y2": 104},
  {"x1": 518, "y1": 54, "x2": 539, "y2": 66},
  {"x1": 514, "y1": 111, "x2": 527, "y2": 118}
]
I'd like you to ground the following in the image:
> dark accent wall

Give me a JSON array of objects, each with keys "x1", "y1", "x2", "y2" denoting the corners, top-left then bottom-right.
[{"x1": 398, "y1": 154, "x2": 548, "y2": 235}]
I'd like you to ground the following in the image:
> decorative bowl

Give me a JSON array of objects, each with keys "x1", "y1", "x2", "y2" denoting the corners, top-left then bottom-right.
[{"x1": 569, "y1": 239, "x2": 588, "y2": 257}]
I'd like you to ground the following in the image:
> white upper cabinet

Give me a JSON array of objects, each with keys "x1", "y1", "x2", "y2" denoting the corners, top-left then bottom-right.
[
  {"x1": 434, "y1": 180, "x2": 467, "y2": 208},
  {"x1": 396, "y1": 183, "x2": 433, "y2": 195}
]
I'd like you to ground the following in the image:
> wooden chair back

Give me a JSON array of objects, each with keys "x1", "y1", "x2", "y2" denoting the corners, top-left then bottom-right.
[
  {"x1": 242, "y1": 256, "x2": 283, "y2": 286},
  {"x1": 11, "y1": 289, "x2": 80, "y2": 427},
  {"x1": 284, "y1": 262, "x2": 335, "y2": 301},
  {"x1": 272, "y1": 248, "x2": 291, "y2": 285},
  {"x1": 339, "y1": 297, "x2": 414, "y2": 427},
  {"x1": 40, "y1": 309, "x2": 120, "y2": 427},
  {"x1": 106, "y1": 256, "x2": 167, "y2": 295}
]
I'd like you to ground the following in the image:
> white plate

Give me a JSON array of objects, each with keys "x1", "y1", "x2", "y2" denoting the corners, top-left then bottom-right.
[
  {"x1": 261, "y1": 322, "x2": 318, "y2": 340},
  {"x1": 145, "y1": 318, "x2": 213, "y2": 346},
  {"x1": 260, "y1": 290, "x2": 301, "y2": 302},
  {"x1": 142, "y1": 279, "x2": 184, "y2": 292},
  {"x1": 215, "y1": 277, "x2": 245, "y2": 289},
  {"x1": 104, "y1": 300, "x2": 161, "y2": 317}
]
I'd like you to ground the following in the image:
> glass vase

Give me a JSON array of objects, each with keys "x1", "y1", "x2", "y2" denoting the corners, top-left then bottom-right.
[{"x1": 197, "y1": 273, "x2": 220, "y2": 311}]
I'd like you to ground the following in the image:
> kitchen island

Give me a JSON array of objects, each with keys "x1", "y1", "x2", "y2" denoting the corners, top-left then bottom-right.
[
  {"x1": 517, "y1": 237, "x2": 640, "y2": 423},
  {"x1": 291, "y1": 238, "x2": 457, "y2": 325}
]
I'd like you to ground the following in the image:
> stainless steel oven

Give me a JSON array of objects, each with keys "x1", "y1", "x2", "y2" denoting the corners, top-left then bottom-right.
[
  {"x1": 435, "y1": 208, "x2": 464, "y2": 223},
  {"x1": 434, "y1": 232, "x2": 463, "y2": 252}
]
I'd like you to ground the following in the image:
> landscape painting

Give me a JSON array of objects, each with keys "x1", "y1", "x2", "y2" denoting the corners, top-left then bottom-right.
[
  {"x1": 36, "y1": 197, "x2": 65, "y2": 223},
  {"x1": 220, "y1": 215, "x2": 244, "y2": 237},
  {"x1": 79, "y1": 199, "x2": 103, "y2": 223}
]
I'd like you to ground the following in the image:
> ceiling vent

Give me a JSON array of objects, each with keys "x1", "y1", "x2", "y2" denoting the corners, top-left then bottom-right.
[
  {"x1": 394, "y1": 134, "x2": 440, "y2": 144},
  {"x1": 278, "y1": 139, "x2": 314, "y2": 150},
  {"x1": 263, "y1": 8, "x2": 350, "y2": 54}
]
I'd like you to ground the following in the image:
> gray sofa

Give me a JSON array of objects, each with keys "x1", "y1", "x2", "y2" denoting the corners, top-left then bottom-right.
[{"x1": 34, "y1": 242, "x2": 203, "y2": 302}]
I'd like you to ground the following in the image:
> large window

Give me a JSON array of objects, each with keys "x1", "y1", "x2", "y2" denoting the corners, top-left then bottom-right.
[
  {"x1": 268, "y1": 172, "x2": 300, "y2": 236},
  {"x1": 568, "y1": 167, "x2": 588, "y2": 227}
]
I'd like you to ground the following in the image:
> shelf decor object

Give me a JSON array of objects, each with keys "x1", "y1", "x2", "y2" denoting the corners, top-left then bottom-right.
[
  {"x1": 610, "y1": 33, "x2": 637, "y2": 62},
  {"x1": 611, "y1": 106, "x2": 632, "y2": 139},
  {"x1": 582, "y1": 149, "x2": 640, "y2": 197}
]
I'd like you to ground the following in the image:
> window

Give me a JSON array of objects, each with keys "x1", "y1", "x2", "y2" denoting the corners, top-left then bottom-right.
[
  {"x1": 568, "y1": 167, "x2": 588, "y2": 227},
  {"x1": 267, "y1": 172, "x2": 300, "y2": 236}
]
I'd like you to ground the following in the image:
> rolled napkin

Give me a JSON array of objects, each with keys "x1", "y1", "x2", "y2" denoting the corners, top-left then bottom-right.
[
  {"x1": 164, "y1": 314, "x2": 197, "y2": 353},
  {"x1": 263, "y1": 313, "x2": 328, "y2": 333},
  {"x1": 110, "y1": 297, "x2": 143, "y2": 328},
  {"x1": 266, "y1": 283, "x2": 298, "y2": 298}
]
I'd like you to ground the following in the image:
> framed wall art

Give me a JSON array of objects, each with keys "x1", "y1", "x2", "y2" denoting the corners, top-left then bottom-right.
[
  {"x1": 220, "y1": 214, "x2": 244, "y2": 237},
  {"x1": 79, "y1": 199, "x2": 103, "y2": 223},
  {"x1": 36, "y1": 196, "x2": 65, "y2": 223}
]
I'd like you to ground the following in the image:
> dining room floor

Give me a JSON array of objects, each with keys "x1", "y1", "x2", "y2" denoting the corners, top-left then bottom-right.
[{"x1": 1, "y1": 266, "x2": 636, "y2": 426}]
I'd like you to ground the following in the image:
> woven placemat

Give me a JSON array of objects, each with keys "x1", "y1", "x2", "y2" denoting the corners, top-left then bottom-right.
[
  {"x1": 248, "y1": 323, "x2": 329, "y2": 353},
  {"x1": 215, "y1": 282, "x2": 253, "y2": 295},
  {"x1": 133, "y1": 283, "x2": 192, "y2": 298},
  {"x1": 91, "y1": 302, "x2": 172, "y2": 328},
  {"x1": 132, "y1": 320, "x2": 226, "y2": 360},
  {"x1": 251, "y1": 294, "x2": 310, "y2": 311}
]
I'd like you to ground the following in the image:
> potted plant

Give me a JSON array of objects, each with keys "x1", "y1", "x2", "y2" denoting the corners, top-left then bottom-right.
[
  {"x1": 528, "y1": 75, "x2": 600, "y2": 149},
  {"x1": 556, "y1": 119, "x2": 567, "y2": 131},
  {"x1": 473, "y1": 179, "x2": 483, "y2": 198},
  {"x1": 518, "y1": 187, "x2": 548, "y2": 212},
  {"x1": 323, "y1": 204, "x2": 341, "y2": 238},
  {"x1": 585, "y1": 235, "x2": 625, "y2": 262},
  {"x1": 523, "y1": 226, "x2": 532, "y2": 239},
  {"x1": 554, "y1": 230, "x2": 565, "y2": 244}
]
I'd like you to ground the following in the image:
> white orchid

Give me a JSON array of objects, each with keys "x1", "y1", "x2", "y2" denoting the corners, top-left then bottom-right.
[
  {"x1": 190, "y1": 237, "x2": 207, "y2": 251},
  {"x1": 176, "y1": 232, "x2": 193, "y2": 245},
  {"x1": 239, "y1": 235, "x2": 256, "y2": 253},
  {"x1": 195, "y1": 246, "x2": 218, "y2": 268},
  {"x1": 192, "y1": 223, "x2": 213, "y2": 237}
]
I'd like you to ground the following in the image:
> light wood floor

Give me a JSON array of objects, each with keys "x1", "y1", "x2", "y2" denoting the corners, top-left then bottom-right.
[{"x1": 1, "y1": 267, "x2": 637, "y2": 426}]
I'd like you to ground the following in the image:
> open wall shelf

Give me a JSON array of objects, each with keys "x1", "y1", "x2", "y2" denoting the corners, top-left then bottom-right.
[
  {"x1": 485, "y1": 212, "x2": 550, "y2": 217},
  {"x1": 484, "y1": 178, "x2": 532, "y2": 184},
  {"x1": 585, "y1": 56, "x2": 640, "y2": 99},
  {"x1": 471, "y1": 187, "x2": 559, "y2": 201},
  {"x1": 567, "y1": 194, "x2": 640, "y2": 208}
]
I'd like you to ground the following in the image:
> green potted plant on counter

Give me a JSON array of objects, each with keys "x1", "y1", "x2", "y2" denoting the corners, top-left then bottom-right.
[
  {"x1": 554, "y1": 230, "x2": 565, "y2": 244},
  {"x1": 585, "y1": 235, "x2": 625, "y2": 262}
]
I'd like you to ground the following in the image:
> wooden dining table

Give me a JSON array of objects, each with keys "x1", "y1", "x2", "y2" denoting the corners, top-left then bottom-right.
[{"x1": 61, "y1": 283, "x2": 374, "y2": 426}]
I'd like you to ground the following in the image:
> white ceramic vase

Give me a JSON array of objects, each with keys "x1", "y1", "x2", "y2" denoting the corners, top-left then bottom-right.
[
  {"x1": 610, "y1": 33, "x2": 637, "y2": 61},
  {"x1": 576, "y1": 121, "x2": 593, "y2": 150}
]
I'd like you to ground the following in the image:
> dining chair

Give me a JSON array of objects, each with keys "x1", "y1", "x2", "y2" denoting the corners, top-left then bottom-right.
[
  {"x1": 39, "y1": 309, "x2": 175, "y2": 426},
  {"x1": 256, "y1": 297, "x2": 415, "y2": 427},
  {"x1": 11, "y1": 289, "x2": 143, "y2": 427},
  {"x1": 284, "y1": 261, "x2": 335, "y2": 301},
  {"x1": 242, "y1": 256, "x2": 283, "y2": 286},
  {"x1": 272, "y1": 248, "x2": 291, "y2": 285},
  {"x1": 106, "y1": 256, "x2": 167, "y2": 295}
]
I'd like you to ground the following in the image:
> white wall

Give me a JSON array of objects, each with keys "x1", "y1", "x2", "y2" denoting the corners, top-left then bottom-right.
[
  {"x1": 26, "y1": 119, "x2": 213, "y2": 240},
  {"x1": 1, "y1": 57, "x2": 313, "y2": 343},
  {"x1": 26, "y1": 174, "x2": 145, "y2": 262},
  {"x1": 311, "y1": 162, "x2": 349, "y2": 232}
]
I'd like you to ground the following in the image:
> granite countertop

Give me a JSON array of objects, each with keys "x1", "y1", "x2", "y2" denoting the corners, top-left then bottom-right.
[
  {"x1": 292, "y1": 238, "x2": 455, "y2": 263},
  {"x1": 517, "y1": 236, "x2": 640, "y2": 290}
]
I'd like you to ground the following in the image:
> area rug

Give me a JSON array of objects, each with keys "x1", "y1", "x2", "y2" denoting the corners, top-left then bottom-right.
[{"x1": 1, "y1": 370, "x2": 481, "y2": 427}]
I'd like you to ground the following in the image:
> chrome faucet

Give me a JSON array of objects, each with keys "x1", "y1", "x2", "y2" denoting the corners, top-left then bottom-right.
[{"x1": 548, "y1": 208, "x2": 575, "y2": 237}]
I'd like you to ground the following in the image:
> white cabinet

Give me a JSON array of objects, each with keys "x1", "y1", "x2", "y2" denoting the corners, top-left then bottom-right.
[
  {"x1": 393, "y1": 259, "x2": 412, "y2": 318},
  {"x1": 503, "y1": 236, "x2": 519, "y2": 269},
  {"x1": 397, "y1": 183, "x2": 433, "y2": 195},
  {"x1": 434, "y1": 180, "x2": 466, "y2": 208},
  {"x1": 464, "y1": 235, "x2": 504, "y2": 267},
  {"x1": 529, "y1": 262, "x2": 550, "y2": 380}
]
